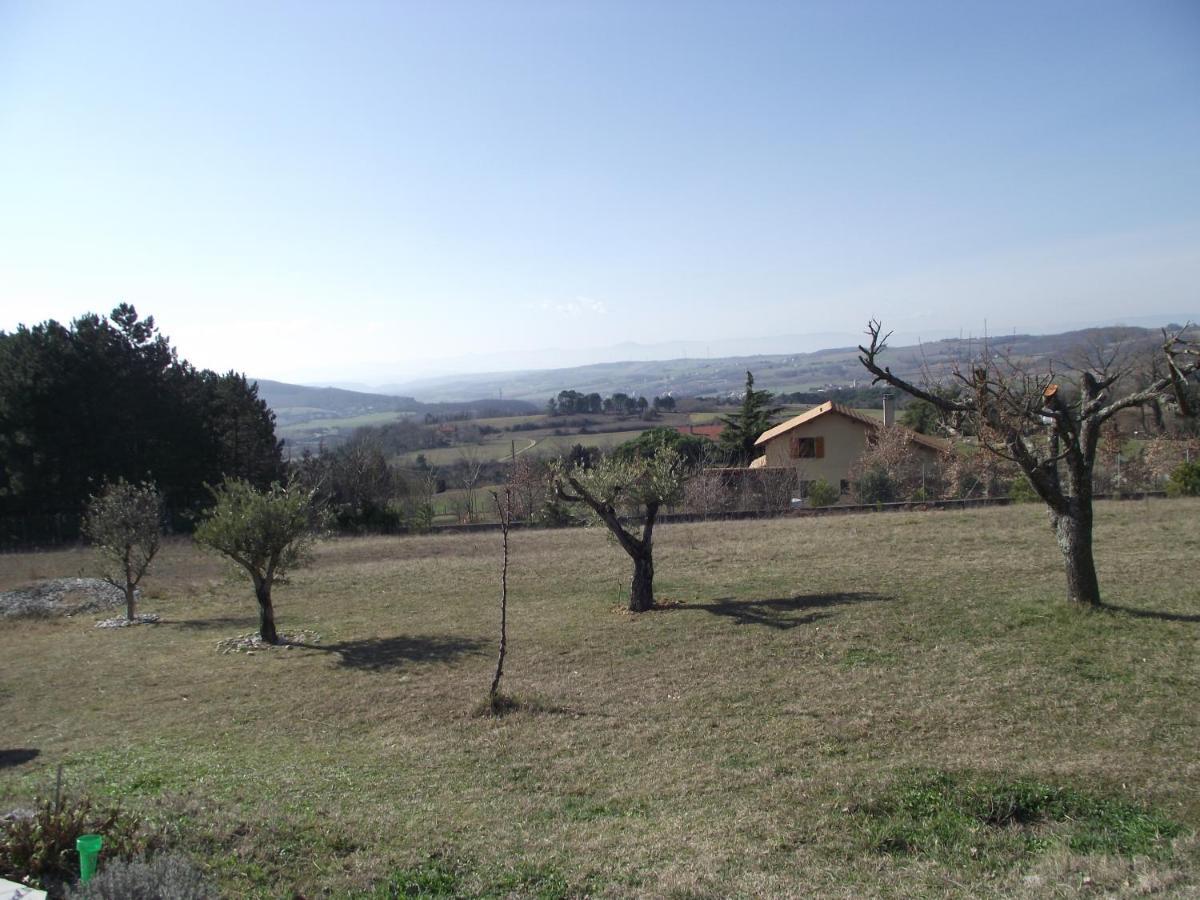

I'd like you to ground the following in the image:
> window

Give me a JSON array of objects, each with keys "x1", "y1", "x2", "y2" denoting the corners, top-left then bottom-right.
[{"x1": 789, "y1": 436, "x2": 824, "y2": 459}]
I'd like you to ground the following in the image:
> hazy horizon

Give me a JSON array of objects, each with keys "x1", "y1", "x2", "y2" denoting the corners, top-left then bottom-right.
[{"x1": 292, "y1": 311, "x2": 1196, "y2": 394}]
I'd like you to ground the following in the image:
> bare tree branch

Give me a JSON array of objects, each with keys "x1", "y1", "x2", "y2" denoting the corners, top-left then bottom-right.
[{"x1": 857, "y1": 318, "x2": 1199, "y2": 607}]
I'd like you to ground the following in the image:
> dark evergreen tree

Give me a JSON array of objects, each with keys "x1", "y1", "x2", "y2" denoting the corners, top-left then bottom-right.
[
  {"x1": 719, "y1": 371, "x2": 783, "y2": 466},
  {"x1": 0, "y1": 306, "x2": 283, "y2": 538}
]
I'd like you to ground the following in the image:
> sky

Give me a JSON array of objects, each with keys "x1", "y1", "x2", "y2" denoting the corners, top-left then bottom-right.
[{"x1": 1, "y1": 0, "x2": 1198, "y2": 385}]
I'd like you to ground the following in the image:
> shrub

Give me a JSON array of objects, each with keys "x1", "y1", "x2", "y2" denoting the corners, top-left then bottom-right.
[
  {"x1": 0, "y1": 793, "x2": 153, "y2": 892},
  {"x1": 1008, "y1": 476, "x2": 1040, "y2": 504},
  {"x1": 535, "y1": 497, "x2": 578, "y2": 527},
  {"x1": 854, "y1": 467, "x2": 896, "y2": 505},
  {"x1": 806, "y1": 479, "x2": 839, "y2": 508},
  {"x1": 66, "y1": 853, "x2": 215, "y2": 899},
  {"x1": 406, "y1": 503, "x2": 435, "y2": 534},
  {"x1": 1166, "y1": 460, "x2": 1200, "y2": 497}
]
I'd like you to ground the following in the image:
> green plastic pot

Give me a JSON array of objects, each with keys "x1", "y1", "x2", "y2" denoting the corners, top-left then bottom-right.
[{"x1": 76, "y1": 833, "x2": 103, "y2": 883}]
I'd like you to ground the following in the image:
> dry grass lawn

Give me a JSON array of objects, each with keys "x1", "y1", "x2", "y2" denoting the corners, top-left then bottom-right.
[{"x1": 1, "y1": 499, "x2": 1198, "y2": 898}]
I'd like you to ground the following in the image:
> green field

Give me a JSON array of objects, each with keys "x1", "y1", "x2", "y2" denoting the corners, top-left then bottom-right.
[
  {"x1": 2, "y1": 499, "x2": 1198, "y2": 897},
  {"x1": 278, "y1": 409, "x2": 417, "y2": 445}
]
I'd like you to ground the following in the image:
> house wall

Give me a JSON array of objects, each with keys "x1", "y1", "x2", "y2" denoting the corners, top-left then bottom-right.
[{"x1": 759, "y1": 414, "x2": 941, "y2": 486}]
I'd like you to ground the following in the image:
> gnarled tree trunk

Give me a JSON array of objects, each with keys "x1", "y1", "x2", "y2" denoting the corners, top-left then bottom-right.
[
  {"x1": 254, "y1": 578, "x2": 279, "y2": 644},
  {"x1": 630, "y1": 553, "x2": 655, "y2": 612},
  {"x1": 1051, "y1": 504, "x2": 1101, "y2": 606},
  {"x1": 123, "y1": 547, "x2": 137, "y2": 620}
]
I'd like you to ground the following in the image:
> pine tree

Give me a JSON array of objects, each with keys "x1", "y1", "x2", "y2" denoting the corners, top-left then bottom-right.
[{"x1": 719, "y1": 371, "x2": 783, "y2": 466}]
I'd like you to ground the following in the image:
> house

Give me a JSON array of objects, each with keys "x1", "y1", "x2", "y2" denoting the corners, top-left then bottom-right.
[{"x1": 750, "y1": 396, "x2": 949, "y2": 493}]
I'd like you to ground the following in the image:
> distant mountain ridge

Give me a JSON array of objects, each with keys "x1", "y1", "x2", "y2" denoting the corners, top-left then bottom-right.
[
  {"x1": 255, "y1": 322, "x2": 1195, "y2": 418},
  {"x1": 355, "y1": 324, "x2": 1193, "y2": 403}
]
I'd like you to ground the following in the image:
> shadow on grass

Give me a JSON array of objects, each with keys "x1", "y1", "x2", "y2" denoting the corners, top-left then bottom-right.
[
  {"x1": 1101, "y1": 603, "x2": 1200, "y2": 624},
  {"x1": 0, "y1": 748, "x2": 39, "y2": 768},
  {"x1": 169, "y1": 616, "x2": 257, "y2": 631},
  {"x1": 295, "y1": 634, "x2": 487, "y2": 671},
  {"x1": 689, "y1": 592, "x2": 891, "y2": 629}
]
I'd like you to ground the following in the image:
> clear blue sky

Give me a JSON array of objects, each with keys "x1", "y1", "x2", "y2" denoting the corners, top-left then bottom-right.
[{"x1": 2, "y1": 0, "x2": 1198, "y2": 383}]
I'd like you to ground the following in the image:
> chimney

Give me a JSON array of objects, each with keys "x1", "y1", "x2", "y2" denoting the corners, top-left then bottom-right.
[{"x1": 882, "y1": 390, "x2": 895, "y2": 427}]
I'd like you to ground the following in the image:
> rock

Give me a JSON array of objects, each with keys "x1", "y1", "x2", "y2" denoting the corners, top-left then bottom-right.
[
  {"x1": 0, "y1": 578, "x2": 132, "y2": 619},
  {"x1": 95, "y1": 613, "x2": 161, "y2": 628}
]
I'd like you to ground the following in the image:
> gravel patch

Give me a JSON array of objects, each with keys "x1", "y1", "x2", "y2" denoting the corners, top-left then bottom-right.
[
  {"x1": 0, "y1": 578, "x2": 131, "y2": 619},
  {"x1": 95, "y1": 613, "x2": 161, "y2": 628},
  {"x1": 216, "y1": 630, "x2": 322, "y2": 654}
]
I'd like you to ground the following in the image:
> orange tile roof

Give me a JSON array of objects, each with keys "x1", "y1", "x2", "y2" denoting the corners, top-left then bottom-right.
[
  {"x1": 674, "y1": 423, "x2": 725, "y2": 439},
  {"x1": 753, "y1": 401, "x2": 950, "y2": 452}
]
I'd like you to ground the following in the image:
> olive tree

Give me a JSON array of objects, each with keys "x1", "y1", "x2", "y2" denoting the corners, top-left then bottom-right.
[
  {"x1": 859, "y1": 320, "x2": 1198, "y2": 606},
  {"x1": 83, "y1": 479, "x2": 163, "y2": 621},
  {"x1": 194, "y1": 478, "x2": 325, "y2": 644},
  {"x1": 552, "y1": 447, "x2": 684, "y2": 612}
]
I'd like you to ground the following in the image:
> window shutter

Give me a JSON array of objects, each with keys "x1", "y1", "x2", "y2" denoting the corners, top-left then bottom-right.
[
  {"x1": 790, "y1": 436, "x2": 800, "y2": 458},
  {"x1": 814, "y1": 436, "x2": 825, "y2": 458}
]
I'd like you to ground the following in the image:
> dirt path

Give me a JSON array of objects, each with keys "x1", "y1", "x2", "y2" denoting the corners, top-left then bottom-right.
[{"x1": 495, "y1": 438, "x2": 538, "y2": 461}]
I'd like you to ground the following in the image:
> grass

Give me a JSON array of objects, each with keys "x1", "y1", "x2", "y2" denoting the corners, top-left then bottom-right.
[
  {"x1": 855, "y1": 769, "x2": 1183, "y2": 868},
  {"x1": 2, "y1": 499, "x2": 1198, "y2": 897},
  {"x1": 278, "y1": 409, "x2": 415, "y2": 439}
]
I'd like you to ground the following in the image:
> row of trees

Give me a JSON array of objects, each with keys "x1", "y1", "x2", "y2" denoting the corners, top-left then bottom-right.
[
  {"x1": 546, "y1": 390, "x2": 676, "y2": 416},
  {"x1": 76, "y1": 312, "x2": 1199, "y2": 629},
  {"x1": 85, "y1": 475, "x2": 323, "y2": 643},
  {"x1": 0, "y1": 306, "x2": 282, "y2": 538}
]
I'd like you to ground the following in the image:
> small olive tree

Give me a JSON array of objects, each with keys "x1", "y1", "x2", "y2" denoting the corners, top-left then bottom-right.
[
  {"x1": 83, "y1": 479, "x2": 163, "y2": 621},
  {"x1": 552, "y1": 447, "x2": 684, "y2": 612},
  {"x1": 194, "y1": 478, "x2": 325, "y2": 644}
]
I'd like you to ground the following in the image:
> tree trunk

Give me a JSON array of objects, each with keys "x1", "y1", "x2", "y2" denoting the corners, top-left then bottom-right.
[
  {"x1": 123, "y1": 549, "x2": 136, "y2": 620},
  {"x1": 629, "y1": 553, "x2": 655, "y2": 612},
  {"x1": 490, "y1": 498, "x2": 509, "y2": 700},
  {"x1": 1052, "y1": 506, "x2": 1101, "y2": 606},
  {"x1": 255, "y1": 580, "x2": 280, "y2": 644}
]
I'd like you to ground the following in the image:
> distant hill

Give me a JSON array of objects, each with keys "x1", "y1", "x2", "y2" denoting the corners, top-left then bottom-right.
[
  {"x1": 372, "y1": 325, "x2": 1193, "y2": 403},
  {"x1": 252, "y1": 379, "x2": 540, "y2": 454},
  {"x1": 254, "y1": 380, "x2": 424, "y2": 426}
]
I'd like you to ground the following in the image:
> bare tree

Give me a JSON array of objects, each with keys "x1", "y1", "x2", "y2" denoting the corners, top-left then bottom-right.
[
  {"x1": 757, "y1": 467, "x2": 799, "y2": 511},
  {"x1": 508, "y1": 455, "x2": 548, "y2": 522},
  {"x1": 848, "y1": 425, "x2": 945, "y2": 502},
  {"x1": 683, "y1": 470, "x2": 732, "y2": 516},
  {"x1": 404, "y1": 463, "x2": 441, "y2": 531},
  {"x1": 682, "y1": 443, "x2": 735, "y2": 516},
  {"x1": 1141, "y1": 433, "x2": 1200, "y2": 486},
  {"x1": 487, "y1": 485, "x2": 513, "y2": 708},
  {"x1": 83, "y1": 479, "x2": 163, "y2": 621},
  {"x1": 859, "y1": 320, "x2": 1198, "y2": 606},
  {"x1": 457, "y1": 448, "x2": 486, "y2": 523},
  {"x1": 942, "y1": 443, "x2": 1019, "y2": 499},
  {"x1": 552, "y1": 448, "x2": 685, "y2": 612}
]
